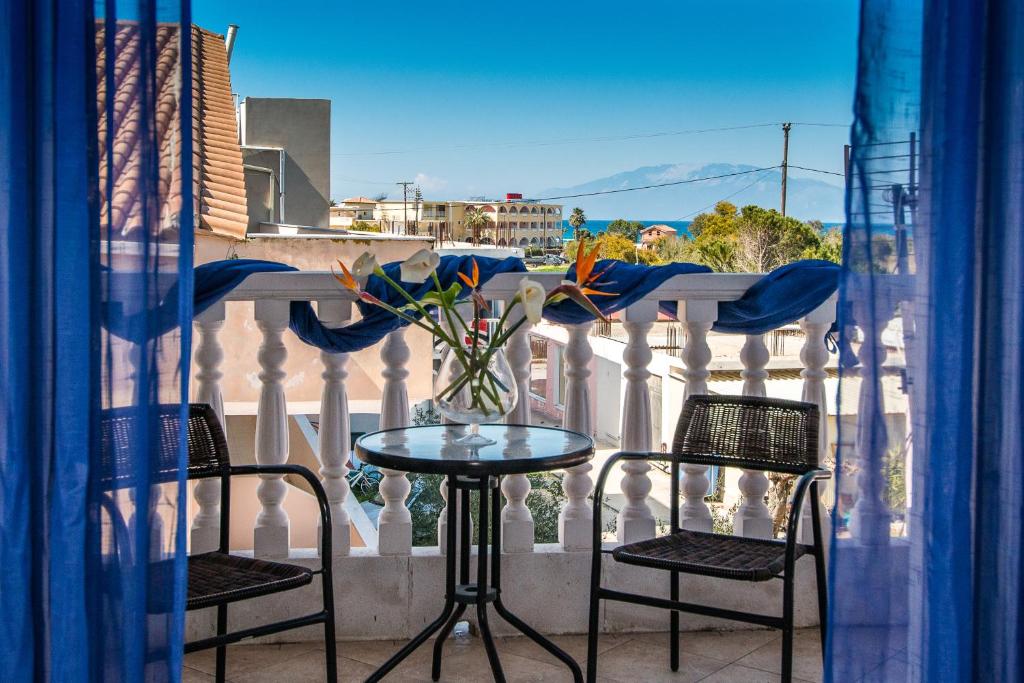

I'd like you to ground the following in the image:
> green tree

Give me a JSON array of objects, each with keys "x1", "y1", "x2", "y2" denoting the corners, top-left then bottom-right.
[
  {"x1": 733, "y1": 206, "x2": 821, "y2": 272},
  {"x1": 688, "y1": 201, "x2": 737, "y2": 238},
  {"x1": 803, "y1": 227, "x2": 843, "y2": 264},
  {"x1": 605, "y1": 219, "x2": 645, "y2": 243},
  {"x1": 651, "y1": 234, "x2": 689, "y2": 263},
  {"x1": 683, "y1": 202, "x2": 833, "y2": 273},
  {"x1": 463, "y1": 207, "x2": 491, "y2": 245},
  {"x1": 568, "y1": 207, "x2": 587, "y2": 240},
  {"x1": 595, "y1": 232, "x2": 639, "y2": 263}
]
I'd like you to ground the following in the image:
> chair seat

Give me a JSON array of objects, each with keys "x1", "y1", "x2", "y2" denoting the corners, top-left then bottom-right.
[
  {"x1": 611, "y1": 530, "x2": 809, "y2": 582},
  {"x1": 187, "y1": 552, "x2": 314, "y2": 610}
]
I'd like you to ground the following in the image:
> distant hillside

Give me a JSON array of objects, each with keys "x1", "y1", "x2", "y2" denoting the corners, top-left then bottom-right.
[{"x1": 537, "y1": 163, "x2": 844, "y2": 222}]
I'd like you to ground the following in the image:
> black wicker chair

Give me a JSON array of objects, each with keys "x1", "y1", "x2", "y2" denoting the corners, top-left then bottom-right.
[
  {"x1": 586, "y1": 395, "x2": 829, "y2": 683},
  {"x1": 100, "y1": 404, "x2": 337, "y2": 683}
]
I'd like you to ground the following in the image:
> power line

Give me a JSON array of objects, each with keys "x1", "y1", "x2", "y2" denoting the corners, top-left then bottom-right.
[
  {"x1": 333, "y1": 123, "x2": 792, "y2": 157},
  {"x1": 675, "y1": 168, "x2": 778, "y2": 221},
  {"x1": 521, "y1": 166, "x2": 781, "y2": 202},
  {"x1": 787, "y1": 164, "x2": 845, "y2": 177}
]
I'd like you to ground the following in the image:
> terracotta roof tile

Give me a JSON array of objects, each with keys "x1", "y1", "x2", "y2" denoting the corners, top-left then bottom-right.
[{"x1": 96, "y1": 22, "x2": 247, "y2": 241}]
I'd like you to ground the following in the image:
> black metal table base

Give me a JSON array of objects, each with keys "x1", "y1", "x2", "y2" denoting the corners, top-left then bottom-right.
[{"x1": 366, "y1": 475, "x2": 583, "y2": 683}]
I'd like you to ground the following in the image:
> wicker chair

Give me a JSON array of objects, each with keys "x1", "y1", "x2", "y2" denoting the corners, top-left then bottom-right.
[
  {"x1": 586, "y1": 395, "x2": 829, "y2": 683},
  {"x1": 100, "y1": 404, "x2": 337, "y2": 683}
]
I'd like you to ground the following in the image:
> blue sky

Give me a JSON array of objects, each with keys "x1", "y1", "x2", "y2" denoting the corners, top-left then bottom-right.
[{"x1": 194, "y1": 0, "x2": 859, "y2": 213}]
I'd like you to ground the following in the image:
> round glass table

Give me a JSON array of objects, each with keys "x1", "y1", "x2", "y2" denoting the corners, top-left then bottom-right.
[{"x1": 356, "y1": 424, "x2": 594, "y2": 683}]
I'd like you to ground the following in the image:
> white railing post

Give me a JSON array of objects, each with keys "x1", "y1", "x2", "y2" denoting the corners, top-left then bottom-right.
[
  {"x1": 679, "y1": 300, "x2": 716, "y2": 532},
  {"x1": 799, "y1": 302, "x2": 836, "y2": 544},
  {"x1": 254, "y1": 299, "x2": 291, "y2": 559},
  {"x1": 847, "y1": 305, "x2": 891, "y2": 546},
  {"x1": 734, "y1": 333, "x2": 773, "y2": 538},
  {"x1": 191, "y1": 302, "x2": 226, "y2": 554},
  {"x1": 377, "y1": 327, "x2": 412, "y2": 556},
  {"x1": 501, "y1": 302, "x2": 534, "y2": 553},
  {"x1": 317, "y1": 299, "x2": 352, "y2": 557},
  {"x1": 559, "y1": 321, "x2": 595, "y2": 550},
  {"x1": 617, "y1": 301, "x2": 657, "y2": 543}
]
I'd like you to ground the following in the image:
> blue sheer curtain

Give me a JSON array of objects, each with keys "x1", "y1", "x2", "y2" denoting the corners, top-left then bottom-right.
[
  {"x1": 1, "y1": 0, "x2": 192, "y2": 680},
  {"x1": 829, "y1": 0, "x2": 1023, "y2": 680}
]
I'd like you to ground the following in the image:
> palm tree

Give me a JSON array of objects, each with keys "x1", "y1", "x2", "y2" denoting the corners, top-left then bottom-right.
[
  {"x1": 463, "y1": 207, "x2": 491, "y2": 245},
  {"x1": 568, "y1": 207, "x2": 587, "y2": 240}
]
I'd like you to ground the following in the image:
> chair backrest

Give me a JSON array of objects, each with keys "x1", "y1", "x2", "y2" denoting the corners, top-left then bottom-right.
[
  {"x1": 99, "y1": 403, "x2": 230, "y2": 485},
  {"x1": 671, "y1": 395, "x2": 819, "y2": 474},
  {"x1": 185, "y1": 403, "x2": 231, "y2": 478}
]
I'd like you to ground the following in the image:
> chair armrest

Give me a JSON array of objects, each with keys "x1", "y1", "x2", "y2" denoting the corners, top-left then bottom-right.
[
  {"x1": 591, "y1": 451, "x2": 667, "y2": 552},
  {"x1": 229, "y1": 464, "x2": 335, "y2": 562},
  {"x1": 784, "y1": 468, "x2": 831, "y2": 549}
]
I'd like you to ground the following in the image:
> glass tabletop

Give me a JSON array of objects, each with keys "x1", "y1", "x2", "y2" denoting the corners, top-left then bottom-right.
[{"x1": 355, "y1": 424, "x2": 594, "y2": 476}]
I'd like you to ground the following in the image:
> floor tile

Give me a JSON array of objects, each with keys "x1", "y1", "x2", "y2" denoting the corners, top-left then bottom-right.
[
  {"x1": 185, "y1": 642, "x2": 320, "y2": 678},
  {"x1": 734, "y1": 629, "x2": 824, "y2": 683},
  {"x1": 499, "y1": 633, "x2": 631, "y2": 668},
  {"x1": 590, "y1": 638, "x2": 727, "y2": 683},
  {"x1": 697, "y1": 663, "x2": 815, "y2": 682},
  {"x1": 629, "y1": 629, "x2": 780, "y2": 664},
  {"x1": 182, "y1": 666, "x2": 215, "y2": 683}
]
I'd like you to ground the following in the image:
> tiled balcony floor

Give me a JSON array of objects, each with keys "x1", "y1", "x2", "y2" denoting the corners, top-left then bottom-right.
[{"x1": 183, "y1": 628, "x2": 824, "y2": 682}]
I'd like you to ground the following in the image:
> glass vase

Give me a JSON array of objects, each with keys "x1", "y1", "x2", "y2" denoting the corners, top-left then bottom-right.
[{"x1": 433, "y1": 343, "x2": 517, "y2": 446}]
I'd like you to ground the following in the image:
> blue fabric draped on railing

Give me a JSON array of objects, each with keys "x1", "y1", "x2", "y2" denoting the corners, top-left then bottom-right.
[
  {"x1": 828, "y1": 0, "x2": 1024, "y2": 681},
  {"x1": 2, "y1": 1, "x2": 192, "y2": 681},
  {"x1": 192, "y1": 256, "x2": 839, "y2": 354}
]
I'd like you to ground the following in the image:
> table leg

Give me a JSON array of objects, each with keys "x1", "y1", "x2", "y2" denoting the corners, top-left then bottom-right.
[
  {"x1": 367, "y1": 476, "x2": 459, "y2": 683},
  {"x1": 476, "y1": 478, "x2": 505, "y2": 681},
  {"x1": 491, "y1": 476, "x2": 584, "y2": 683}
]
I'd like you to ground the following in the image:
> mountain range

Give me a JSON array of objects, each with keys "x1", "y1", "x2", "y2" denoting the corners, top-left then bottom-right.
[{"x1": 537, "y1": 163, "x2": 845, "y2": 222}]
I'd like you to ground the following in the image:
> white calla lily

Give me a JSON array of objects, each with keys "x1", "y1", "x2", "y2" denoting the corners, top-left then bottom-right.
[
  {"x1": 518, "y1": 278, "x2": 546, "y2": 324},
  {"x1": 351, "y1": 252, "x2": 379, "y2": 279},
  {"x1": 400, "y1": 248, "x2": 441, "y2": 283}
]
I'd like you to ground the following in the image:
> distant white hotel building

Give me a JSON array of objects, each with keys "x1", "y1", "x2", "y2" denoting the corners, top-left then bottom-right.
[{"x1": 332, "y1": 193, "x2": 563, "y2": 248}]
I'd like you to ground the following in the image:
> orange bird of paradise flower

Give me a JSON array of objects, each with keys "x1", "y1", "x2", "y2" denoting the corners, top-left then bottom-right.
[
  {"x1": 332, "y1": 260, "x2": 382, "y2": 305},
  {"x1": 573, "y1": 240, "x2": 614, "y2": 297}
]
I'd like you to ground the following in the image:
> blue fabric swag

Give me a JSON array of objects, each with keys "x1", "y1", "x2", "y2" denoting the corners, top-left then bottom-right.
[{"x1": 192, "y1": 256, "x2": 839, "y2": 354}]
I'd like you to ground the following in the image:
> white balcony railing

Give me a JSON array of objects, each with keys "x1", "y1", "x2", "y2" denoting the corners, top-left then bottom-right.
[{"x1": 187, "y1": 269, "x2": 853, "y2": 640}]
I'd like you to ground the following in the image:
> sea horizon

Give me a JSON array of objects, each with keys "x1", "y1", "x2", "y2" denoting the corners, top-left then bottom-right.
[{"x1": 560, "y1": 219, "x2": 848, "y2": 241}]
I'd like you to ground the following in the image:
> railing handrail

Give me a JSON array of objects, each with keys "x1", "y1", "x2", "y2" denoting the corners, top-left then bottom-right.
[{"x1": 222, "y1": 269, "x2": 767, "y2": 303}]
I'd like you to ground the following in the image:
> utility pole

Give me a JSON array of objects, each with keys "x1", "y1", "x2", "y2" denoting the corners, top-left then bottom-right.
[
  {"x1": 396, "y1": 181, "x2": 413, "y2": 234},
  {"x1": 780, "y1": 122, "x2": 792, "y2": 216}
]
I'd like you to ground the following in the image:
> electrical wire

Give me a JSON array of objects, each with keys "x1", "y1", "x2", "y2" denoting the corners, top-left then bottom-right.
[
  {"x1": 674, "y1": 168, "x2": 779, "y2": 221},
  {"x1": 517, "y1": 166, "x2": 781, "y2": 202},
  {"x1": 787, "y1": 164, "x2": 845, "y2": 177}
]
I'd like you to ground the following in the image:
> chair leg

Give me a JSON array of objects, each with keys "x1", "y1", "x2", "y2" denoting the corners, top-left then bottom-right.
[
  {"x1": 586, "y1": 565, "x2": 602, "y2": 683},
  {"x1": 781, "y1": 570, "x2": 795, "y2": 683},
  {"x1": 323, "y1": 577, "x2": 338, "y2": 683},
  {"x1": 669, "y1": 570, "x2": 679, "y2": 671},
  {"x1": 814, "y1": 548, "x2": 828, "y2": 664},
  {"x1": 215, "y1": 604, "x2": 228, "y2": 683}
]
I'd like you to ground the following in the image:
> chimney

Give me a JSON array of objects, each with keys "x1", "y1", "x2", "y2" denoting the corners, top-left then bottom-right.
[{"x1": 225, "y1": 24, "x2": 239, "y2": 63}]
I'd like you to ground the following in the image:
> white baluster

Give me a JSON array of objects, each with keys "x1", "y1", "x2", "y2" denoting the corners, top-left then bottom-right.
[
  {"x1": 679, "y1": 300, "x2": 716, "y2": 532},
  {"x1": 559, "y1": 321, "x2": 595, "y2": 550},
  {"x1": 617, "y1": 301, "x2": 657, "y2": 543},
  {"x1": 501, "y1": 302, "x2": 534, "y2": 553},
  {"x1": 254, "y1": 299, "x2": 291, "y2": 559},
  {"x1": 734, "y1": 333, "x2": 773, "y2": 538},
  {"x1": 847, "y1": 303, "x2": 891, "y2": 546},
  {"x1": 799, "y1": 303, "x2": 836, "y2": 544},
  {"x1": 317, "y1": 299, "x2": 352, "y2": 557},
  {"x1": 191, "y1": 302, "x2": 226, "y2": 554},
  {"x1": 377, "y1": 328, "x2": 412, "y2": 556}
]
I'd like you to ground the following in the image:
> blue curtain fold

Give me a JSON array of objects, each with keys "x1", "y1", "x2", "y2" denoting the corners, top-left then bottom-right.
[
  {"x1": 829, "y1": 0, "x2": 1024, "y2": 680},
  {"x1": 1, "y1": 0, "x2": 192, "y2": 680}
]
